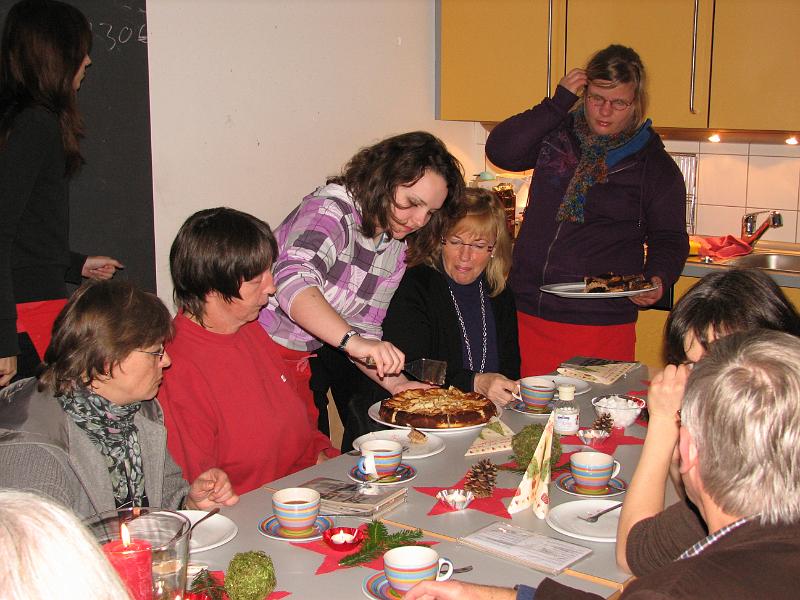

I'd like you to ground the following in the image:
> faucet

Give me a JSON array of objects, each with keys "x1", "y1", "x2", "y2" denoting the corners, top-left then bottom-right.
[{"x1": 741, "y1": 210, "x2": 783, "y2": 245}]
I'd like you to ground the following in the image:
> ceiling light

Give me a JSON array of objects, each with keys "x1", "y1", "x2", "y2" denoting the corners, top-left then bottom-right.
[
  {"x1": 707, "y1": 134, "x2": 721, "y2": 143},
  {"x1": 786, "y1": 136, "x2": 798, "y2": 146}
]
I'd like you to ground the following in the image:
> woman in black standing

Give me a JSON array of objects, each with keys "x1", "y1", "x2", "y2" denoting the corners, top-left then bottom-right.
[{"x1": 0, "y1": 0, "x2": 122, "y2": 386}]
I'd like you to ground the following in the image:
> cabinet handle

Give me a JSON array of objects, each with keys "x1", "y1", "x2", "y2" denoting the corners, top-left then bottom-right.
[
  {"x1": 689, "y1": 0, "x2": 699, "y2": 114},
  {"x1": 546, "y1": 0, "x2": 553, "y2": 97}
]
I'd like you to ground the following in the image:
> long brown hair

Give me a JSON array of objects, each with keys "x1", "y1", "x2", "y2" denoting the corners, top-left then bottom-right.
[
  {"x1": 328, "y1": 131, "x2": 465, "y2": 265},
  {"x1": 0, "y1": 0, "x2": 92, "y2": 176}
]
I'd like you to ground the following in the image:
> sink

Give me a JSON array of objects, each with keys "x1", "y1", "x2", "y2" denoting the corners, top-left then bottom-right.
[{"x1": 722, "y1": 253, "x2": 800, "y2": 273}]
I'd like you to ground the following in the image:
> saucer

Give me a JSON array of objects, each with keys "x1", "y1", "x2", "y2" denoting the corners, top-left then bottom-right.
[
  {"x1": 348, "y1": 463, "x2": 417, "y2": 485},
  {"x1": 362, "y1": 572, "x2": 403, "y2": 600},
  {"x1": 257, "y1": 514, "x2": 333, "y2": 542},
  {"x1": 509, "y1": 401, "x2": 552, "y2": 416},
  {"x1": 555, "y1": 473, "x2": 627, "y2": 497}
]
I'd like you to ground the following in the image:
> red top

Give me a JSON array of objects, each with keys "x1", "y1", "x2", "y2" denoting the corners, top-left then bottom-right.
[{"x1": 159, "y1": 314, "x2": 334, "y2": 495}]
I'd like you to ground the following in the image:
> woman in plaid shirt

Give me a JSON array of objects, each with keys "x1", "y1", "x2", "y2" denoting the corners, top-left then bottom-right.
[{"x1": 259, "y1": 131, "x2": 464, "y2": 434}]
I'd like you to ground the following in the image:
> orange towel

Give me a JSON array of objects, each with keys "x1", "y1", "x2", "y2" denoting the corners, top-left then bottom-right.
[{"x1": 691, "y1": 235, "x2": 752, "y2": 259}]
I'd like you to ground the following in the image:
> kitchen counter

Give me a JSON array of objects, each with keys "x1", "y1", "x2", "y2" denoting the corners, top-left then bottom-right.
[{"x1": 681, "y1": 240, "x2": 800, "y2": 288}]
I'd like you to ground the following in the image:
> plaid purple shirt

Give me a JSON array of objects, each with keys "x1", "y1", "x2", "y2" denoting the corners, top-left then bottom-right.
[{"x1": 259, "y1": 184, "x2": 407, "y2": 351}]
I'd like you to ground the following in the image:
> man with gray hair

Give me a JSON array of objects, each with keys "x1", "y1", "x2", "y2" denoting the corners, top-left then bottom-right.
[{"x1": 406, "y1": 329, "x2": 800, "y2": 600}]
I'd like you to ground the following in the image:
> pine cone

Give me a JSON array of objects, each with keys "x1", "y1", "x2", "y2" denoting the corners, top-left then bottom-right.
[
  {"x1": 592, "y1": 413, "x2": 614, "y2": 433},
  {"x1": 464, "y1": 459, "x2": 498, "y2": 498}
]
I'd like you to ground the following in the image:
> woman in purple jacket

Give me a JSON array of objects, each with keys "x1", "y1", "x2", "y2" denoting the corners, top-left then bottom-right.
[{"x1": 486, "y1": 44, "x2": 688, "y2": 375}]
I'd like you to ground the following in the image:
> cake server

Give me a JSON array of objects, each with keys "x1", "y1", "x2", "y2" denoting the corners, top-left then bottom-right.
[{"x1": 363, "y1": 357, "x2": 447, "y2": 386}]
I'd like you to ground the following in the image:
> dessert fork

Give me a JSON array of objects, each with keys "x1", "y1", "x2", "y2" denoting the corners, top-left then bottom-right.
[{"x1": 576, "y1": 502, "x2": 623, "y2": 523}]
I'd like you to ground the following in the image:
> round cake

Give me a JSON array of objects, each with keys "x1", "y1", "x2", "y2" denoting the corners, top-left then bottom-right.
[{"x1": 379, "y1": 386, "x2": 497, "y2": 429}]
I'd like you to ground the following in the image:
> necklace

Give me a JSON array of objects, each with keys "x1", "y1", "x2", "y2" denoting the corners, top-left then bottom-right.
[{"x1": 448, "y1": 279, "x2": 487, "y2": 372}]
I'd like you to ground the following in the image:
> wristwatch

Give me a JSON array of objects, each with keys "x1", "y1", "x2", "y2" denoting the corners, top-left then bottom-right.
[{"x1": 337, "y1": 329, "x2": 359, "y2": 351}]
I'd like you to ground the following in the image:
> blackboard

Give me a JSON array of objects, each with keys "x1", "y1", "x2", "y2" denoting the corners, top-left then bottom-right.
[{"x1": 0, "y1": 0, "x2": 155, "y2": 292}]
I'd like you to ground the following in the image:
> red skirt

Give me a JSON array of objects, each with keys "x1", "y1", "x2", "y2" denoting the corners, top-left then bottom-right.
[
  {"x1": 16, "y1": 299, "x2": 68, "y2": 360},
  {"x1": 517, "y1": 312, "x2": 636, "y2": 376}
]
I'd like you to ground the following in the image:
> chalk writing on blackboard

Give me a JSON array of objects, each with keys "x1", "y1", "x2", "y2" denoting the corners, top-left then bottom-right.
[{"x1": 87, "y1": 5, "x2": 147, "y2": 52}]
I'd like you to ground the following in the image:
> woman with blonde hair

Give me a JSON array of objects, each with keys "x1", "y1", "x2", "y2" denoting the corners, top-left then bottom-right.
[
  {"x1": 339, "y1": 188, "x2": 519, "y2": 447},
  {"x1": 0, "y1": 489, "x2": 131, "y2": 599},
  {"x1": 487, "y1": 44, "x2": 688, "y2": 375}
]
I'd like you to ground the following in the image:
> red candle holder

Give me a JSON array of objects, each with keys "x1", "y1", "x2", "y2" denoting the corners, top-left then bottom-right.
[{"x1": 322, "y1": 527, "x2": 364, "y2": 551}]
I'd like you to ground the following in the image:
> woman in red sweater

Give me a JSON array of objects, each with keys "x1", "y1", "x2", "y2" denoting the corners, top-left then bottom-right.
[{"x1": 158, "y1": 207, "x2": 336, "y2": 495}]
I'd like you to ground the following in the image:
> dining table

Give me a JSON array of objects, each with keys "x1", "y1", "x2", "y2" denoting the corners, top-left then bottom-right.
[{"x1": 189, "y1": 363, "x2": 672, "y2": 599}]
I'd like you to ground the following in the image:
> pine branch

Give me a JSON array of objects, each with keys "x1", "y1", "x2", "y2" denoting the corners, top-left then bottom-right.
[
  {"x1": 338, "y1": 521, "x2": 423, "y2": 567},
  {"x1": 190, "y1": 569, "x2": 226, "y2": 600}
]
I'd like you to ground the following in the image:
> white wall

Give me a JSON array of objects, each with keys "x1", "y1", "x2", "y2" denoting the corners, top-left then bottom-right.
[{"x1": 147, "y1": 0, "x2": 484, "y2": 300}]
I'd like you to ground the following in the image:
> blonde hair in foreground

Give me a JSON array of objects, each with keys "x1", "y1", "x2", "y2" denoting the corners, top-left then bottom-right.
[
  {"x1": 682, "y1": 330, "x2": 800, "y2": 525},
  {"x1": 0, "y1": 490, "x2": 131, "y2": 600}
]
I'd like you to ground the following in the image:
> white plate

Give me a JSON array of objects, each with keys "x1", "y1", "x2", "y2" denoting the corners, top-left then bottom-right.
[
  {"x1": 545, "y1": 499, "x2": 619, "y2": 543},
  {"x1": 540, "y1": 282, "x2": 659, "y2": 299},
  {"x1": 353, "y1": 430, "x2": 445, "y2": 459},
  {"x1": 367, "y1": 401, "x2": 499, "y2": 434},
  {"x1": 179, "y1": 510, "x2": 238, "y2": 553},
  {"x1": 527, "y1": 375, "x2": 591, "y2": 396}
]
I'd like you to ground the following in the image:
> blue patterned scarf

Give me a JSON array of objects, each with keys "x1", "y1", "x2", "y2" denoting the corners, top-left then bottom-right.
[{"x1": 556, "y1": 107, "x2": 652, "y2": 223}]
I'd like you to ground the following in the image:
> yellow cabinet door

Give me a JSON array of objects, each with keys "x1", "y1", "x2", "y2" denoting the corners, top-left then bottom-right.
[
  {"x1": 564, "y1": 0, "x2": 714, "y2": 129},
  {"x1": 438, "y1": 0, "x2": 566, "y2": 122},
  {"x1": 709, "y1": 0, "x2": 800, "y2": 130}
]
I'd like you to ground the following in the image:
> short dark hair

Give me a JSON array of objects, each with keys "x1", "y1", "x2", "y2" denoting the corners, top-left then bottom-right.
[
  {"x1": 39, "y1": 280, "x2": 173, "y2": 395},
  {"x1": 170, "y1": 207, "x2": 277, "y2": 321},
  {"x1": 0, "y1": 0, "x2": 92, "y2": 175},
  {"x1": 664, "y1": 268, "x2": 800, "y2": 364},
  {"x1": 327, "y1": 131, "x2": 465, "y2": 264}
]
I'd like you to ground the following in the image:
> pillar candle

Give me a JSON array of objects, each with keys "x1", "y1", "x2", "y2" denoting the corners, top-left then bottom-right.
[{"x1": 102, "y1": 523, "x2": 153, "y2": 600}]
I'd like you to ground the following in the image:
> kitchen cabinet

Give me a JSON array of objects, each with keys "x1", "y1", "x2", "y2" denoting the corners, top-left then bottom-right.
[
  {"x1": 709, "y1": 0, "x2": 800, "y2": 130},
  {"x1": 437, "y1": 0, "x2": 566, "y2": 121},
  {"x1": 565, "y1": 0, "x2": 713, "y2": 129},
  {"x1": 439, "y1": 0, "x2": 798, "y2": 132}
]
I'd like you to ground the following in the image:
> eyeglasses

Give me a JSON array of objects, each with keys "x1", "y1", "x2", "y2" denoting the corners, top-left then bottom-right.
[
  {"x1": 585, "y1": 92, "x2": 633, "y2": 111},
  {"x1": 442, "y1": 238, "x2": 494, "y2": 253},
  {"x1": 137, "y1": 345, "x2": 166, "y2": 359}
]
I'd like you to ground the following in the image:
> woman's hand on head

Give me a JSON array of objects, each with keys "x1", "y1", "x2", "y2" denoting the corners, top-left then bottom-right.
[
  {"x1": 0, "y1": 355, "x2": 17, "y2": 387},
  {"x1": 558, "y1": 68, "x2": 588, "y2": 96},
  {"x1": 82, "y1": 256, "x2": 125, "y2": 280},
  {"x1": 648, "y1": 364, "x2": 688, "y2": 422},
  {"x1": 347, "y1": 336, "x2": 405, "y2": 378},
  {"x1": 186, "y1": 467, "x2": 239, "y2": 510},
  {"x1": 473, "y1": 373, "x2": 517, "y2": 406}
]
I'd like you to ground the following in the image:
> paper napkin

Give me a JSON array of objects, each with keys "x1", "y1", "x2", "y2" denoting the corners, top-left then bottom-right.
[
  {"x1": 508, "y1": 413, "x2": 554, "y2": 518},
  {"x1": 465, "y1": 417, "x2": 515, "y2": 456}
]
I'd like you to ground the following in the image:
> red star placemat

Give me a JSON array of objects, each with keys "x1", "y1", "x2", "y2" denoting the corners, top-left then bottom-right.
[
  {"x1": 185, "y1": 571, "x2": 290, "y2": 599},
  {"x1": 559, "y1": 429, "x2": 644, "y2": 453},
  {"x1": 415, "y1": 477, "x2": 518, "y2": 518},
  {"x1": 289, "y1": 524, "x2": 437, "y2": 575}
]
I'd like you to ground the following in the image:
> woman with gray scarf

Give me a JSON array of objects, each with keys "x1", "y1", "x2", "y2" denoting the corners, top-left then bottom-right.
[{"x1": 0, "y1": 279, "x2": 238, "y2": 518}]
